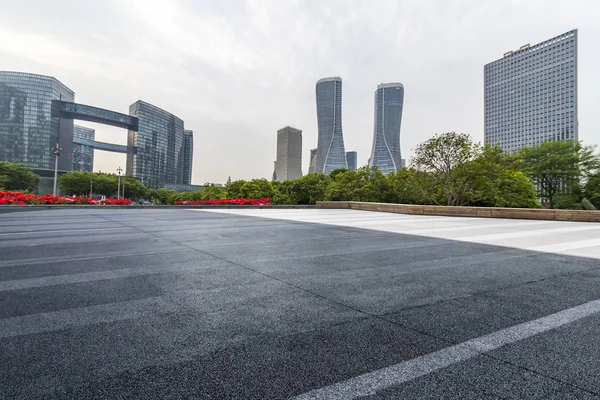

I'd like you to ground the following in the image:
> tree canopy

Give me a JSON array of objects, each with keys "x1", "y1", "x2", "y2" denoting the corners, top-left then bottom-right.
[{"x1": 0, "y1": 161, "x2": 40, "y2": 192}]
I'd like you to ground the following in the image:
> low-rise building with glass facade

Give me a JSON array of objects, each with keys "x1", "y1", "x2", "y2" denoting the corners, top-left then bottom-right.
[
  {"x1": 183, "y1": 129, "x2": 193, "y2": 185},
  {"x1": 127, "y1": 101, "x2": 186, "y2": 189},
  {"x1": 369, "y1": 82, "x2": 404, "y2": 175},
  {"x1": 72, "y1": 125, "x2": 95, "y2": 172},
  {"x1": 315, "y1": 77, "x2": 347, "y2": 173},
  {"x1": 484, "y1": 30, "x2": 578, "y2": 152}
]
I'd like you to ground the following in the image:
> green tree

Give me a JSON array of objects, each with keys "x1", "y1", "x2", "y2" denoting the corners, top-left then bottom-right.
[
  {"x1": 388, "y1": 168, "x2": 442, "y2": 205},
  {"x1": 456, "y1": 146, "x2": 539, "y2": 208},
  {"x1": 412, "y1": 132, "x2": 478, "y2": 206},
  {"x1": 0, "y1": 161, "x2": 40, "y2": 192},
  {"x1": 583, "y1": 170, "x2": 600, "y2": 209},
  {"x1": 201, "y1": 185, "x2": 226, "y2": 200},
  {"x1": 225, "y1": 179, "x2": 247, "y2": 198},
  {"x1": 153, "y1": 188, "x2": 177, "y2": 204},
  {"x1": 120, "y1": 175, "x2": 148, "y2": 199},
  {"x1": 59, "y1": 171, "x2": 94, "y2": 195},
  {"x1": 519, "y1": 140, "x2": 600, "y2": 209},
  {"x1": 239, "y1": 179, "x2": 275, "y2": 199},
  {"x1": 325, "y1": 166, "x2": 394, "y2": 202},
  {"x1": 285, "y1": 173, "x2": 331, "y2": 205},
  {"x1": 93, "y1": 173, "x2": 118, "y2": 197}
]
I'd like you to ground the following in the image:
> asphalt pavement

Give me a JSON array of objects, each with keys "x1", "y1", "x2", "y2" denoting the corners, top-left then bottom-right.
[{"x1": 1, "y1": 208, "x2": 599, "y2": 399}]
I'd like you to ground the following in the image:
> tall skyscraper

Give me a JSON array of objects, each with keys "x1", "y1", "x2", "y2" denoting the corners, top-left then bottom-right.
[
  {"x1": 308, "y1": 148, "x2": 317, "y2": 174},
  {"x1": 369, "y1": 83, "x2": 404, "y2": 175},
  {"x1": 315, "y1": 77, "x2": 347, "y2": 173},
  {"x1": 127, "y1": 101, "x2": 187, "y2": 189},
  {"x1": 183, "y1": 129, "x2": 193, "y2": 185},
  {"x1": 484, "y1": 30, "x2": 578, "y2": 152},
  {"x1": 346, "y1": 151, "x2": 357, "y2": 171},
  {"x1": 274, "y1": 126, "x2": 302, "y2": 181},
  {"x1": 0, "y1": 71, "x2": 75, "y2": 172},
  {"x1": 72, "y1": 125, "x2": 95, "y2": 172}
]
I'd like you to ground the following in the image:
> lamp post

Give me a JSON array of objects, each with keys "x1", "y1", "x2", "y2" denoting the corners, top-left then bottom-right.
[
  {"x1": 52, "y1": 143, "x2": 63, "y2": 195},
  {"x1": 89, "y1": 179, "x2": 94, "y2": 197},
  {"x1": 117, "y1": 166, "x2": 123, "y2": 199}
]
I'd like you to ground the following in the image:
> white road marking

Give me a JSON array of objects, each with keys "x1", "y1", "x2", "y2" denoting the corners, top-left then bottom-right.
[{"x1": 294, "y1": 298, "x2": 600, "y2": 399}]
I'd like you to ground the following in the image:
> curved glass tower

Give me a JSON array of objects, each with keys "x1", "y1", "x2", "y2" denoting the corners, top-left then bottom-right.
[
  {"x1": 0, "y1": 71, "x2": 74, "y2": 171},
  {"x1": 316, "y1": 77, "x2": 347, "y2": 173},
  {"x1": 369, "y1": 83, "x2": 404, "y2": 174}
]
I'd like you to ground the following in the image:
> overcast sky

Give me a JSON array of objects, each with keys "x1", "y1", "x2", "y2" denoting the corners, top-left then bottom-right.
[{"x1": 1, "y1": 0, "x2": 598, "y2": 184}]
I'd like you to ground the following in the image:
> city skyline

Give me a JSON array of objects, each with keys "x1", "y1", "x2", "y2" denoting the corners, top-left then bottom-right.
[{"x1": 0, "y1": 2, "x2": 598, "y2": 183}]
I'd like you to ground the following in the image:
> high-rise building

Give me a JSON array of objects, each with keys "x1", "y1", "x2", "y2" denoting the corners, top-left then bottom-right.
[
  {"x1": 0, "y1": 71, "x2": 75, "y2": 172},
  {"x1": 183, "y1": 129, "x2": 193, "y2": 185},
  {"x1": 308, "y1": 148, "x2": 317, "y2": 174},
  {"x1": 484, "y1": 30, "x2": 578, "y2": 152},
  {"x1": 315, "y1": 77, "x2": 347, "y2": 173},
  {"x1": 72, "y1": 125, "x2": 95, "y2": 172},
  {"x1": 274, "y1": 126, "x2": 302, "y2": 181},
  {"x1": 346, "y1": 151, "x2": 357, "y2": 171},
  {"x1": 127, "y1": 101, "x2": 186, "y2": 189},
  {"x1": 369, "y1": 82, "x2": 404, "y2": 175}
]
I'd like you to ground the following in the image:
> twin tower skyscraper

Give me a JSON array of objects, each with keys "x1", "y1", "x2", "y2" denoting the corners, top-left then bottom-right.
[{"x1": 310, "y1": 77, "x2": 405, "y2": 175}]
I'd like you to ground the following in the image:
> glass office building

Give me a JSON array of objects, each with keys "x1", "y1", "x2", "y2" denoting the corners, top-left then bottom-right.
[
  {"x1": 484, "y1": 30, "x2": 578, "y2": 152},
  {"x1": 127, "y1": 101, "x2": 186, "y2": 189},
  {"x1": 369, "y1": 83, "x2": 404, "y2": 175},
  {"x1": 315, "y1": 77, "x2": 347, "y2": 173},
  {"x1": 346, "y1": 151, "x2": 357, "y2": 171},
  {"x1": 183, "y1": 129, "x2": 193, "y2": 185},
  {"x1": 0, "y1": 71, "x2": 74, "y2": 171},
  {"x1": 72, "y1": 125, "x2": 95, "y2": 172}
]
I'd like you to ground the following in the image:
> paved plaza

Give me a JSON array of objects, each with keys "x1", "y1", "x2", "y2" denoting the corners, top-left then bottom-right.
[{"x1": 1, "y1": 208, "x2": 600, "y2": 399}]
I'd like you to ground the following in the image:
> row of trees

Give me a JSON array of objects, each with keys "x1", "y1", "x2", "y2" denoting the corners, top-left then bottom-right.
[
  {"x1": 0, "y1": 161, "x2": 40, "y2": 192},
  {"x1": 159, "y1": 133, "x2": 597, "y2": 209},
  {"x1": 2, "y1": 132, "x2": 599, "y2": 209}
]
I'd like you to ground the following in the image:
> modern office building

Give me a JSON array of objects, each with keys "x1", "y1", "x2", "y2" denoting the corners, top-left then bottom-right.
[
  {"x1": 127, "y1": 101, "x2": 186, "y2": 189},
  {"x1": 72, "y1": 125, "x2": 95, "y2": 172},
  {"x1": 274, "y1": 126, "x2": 302, "y2": 181},
  {"x1": 0, "y1": 71, "x2": 75, "y2": 171},
  {"x1": 369, "y1": 82, "x2": 404, "y2": 175},
  {"x1": 346, "y1": 151, "x2": 357, "y2": 171},
  {"x1": 484, "y1": 30, "x2": 578, "y2": 152},
  {"x1": 308, "y1": 148, "x2": 317, "y2": 174},
  {"x1": 315, "y1": 77, "x2": 347, "y2": 173},
  {"x1": 183, "y1": 129, "x2": 193, "y2": 185}
]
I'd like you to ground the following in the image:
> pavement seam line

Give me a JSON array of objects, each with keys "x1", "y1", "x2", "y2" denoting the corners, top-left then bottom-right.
[{"x1": 293, "y1": 299, "x2": 600, "y2": 399}]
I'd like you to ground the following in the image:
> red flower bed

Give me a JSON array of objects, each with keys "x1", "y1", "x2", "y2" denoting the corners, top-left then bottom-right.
[
  {"x1": 0, "y1": 191, "x2": 132, "y2": 205},
  {"x1": 173, "y1": 198, "x2": 272, "y2": 206}
]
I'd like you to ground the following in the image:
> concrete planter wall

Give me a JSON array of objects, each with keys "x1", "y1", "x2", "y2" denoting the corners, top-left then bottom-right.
[{"x1": 316, "y1": 201, "x2": 600, "y2": 223}]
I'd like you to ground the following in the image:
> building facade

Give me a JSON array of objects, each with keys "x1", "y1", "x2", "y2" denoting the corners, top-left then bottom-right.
[
  {"x1": 315, "y1": 77, "x2": 347, "y2": 173},
  {"x1": 183, "y1": 129, "x2": 193, "y2": 185},
  {"x1": 72, "y1": 125, "x2": 95, "y2": 172},
  {"x1": 484, "y1": 30, "x2": 578, "y2": 152},
  {"x1": 0, "y1": 71, "x2": 75, "y2": 172},
  {"x1": 127, "y1": 101, "x2": 186, "y2": 189},
  {"x1": 369, "y1": 82, "x2": 404, "y2": 175},
  {"x1": 274, "y1": 126, "x2": 302, "y2": 181},
  {"x1": 308, "y1": 148, "x2": 317, "y2": 174},
  {"x1": 346, "y1": 151, "x2": 357, "y2": 171}
]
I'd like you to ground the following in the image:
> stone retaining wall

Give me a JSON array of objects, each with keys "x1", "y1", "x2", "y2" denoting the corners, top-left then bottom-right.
[{"x1": 316, "y1": 201, "x2": 600, "y2": 222}]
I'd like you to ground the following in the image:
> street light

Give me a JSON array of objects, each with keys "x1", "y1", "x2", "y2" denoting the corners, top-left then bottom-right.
[
  {"x1": 117, "y1": 166, "x2": 123, "y2": 199},
  {"x1": 52, "y1": 143, "x2": 63, "y2": 195},
  {"x1": 89, "y1": 179, "x2": 94, "y2": 198}
]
